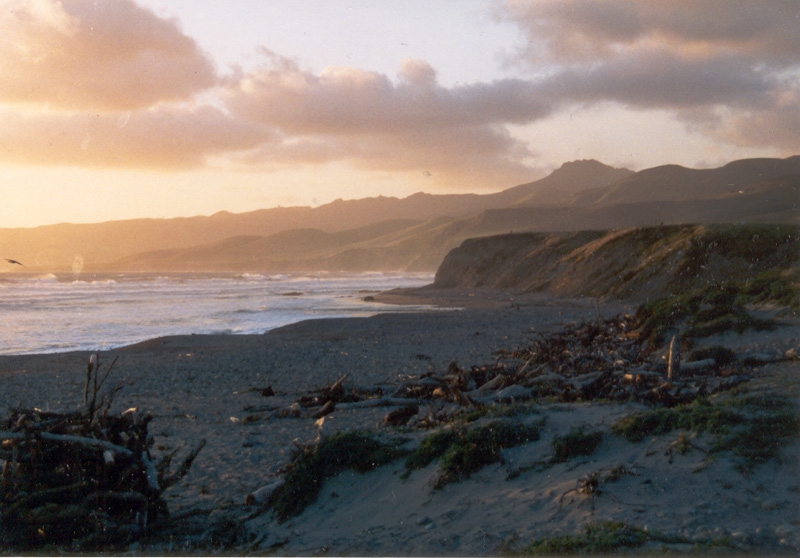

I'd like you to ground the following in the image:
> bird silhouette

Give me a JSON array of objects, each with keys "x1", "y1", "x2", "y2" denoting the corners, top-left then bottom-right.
[{"x1": 4, "y1": 259, "x2": 23, "y2": 266}]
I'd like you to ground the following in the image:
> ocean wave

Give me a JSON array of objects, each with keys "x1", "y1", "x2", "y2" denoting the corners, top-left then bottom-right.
[
  {"x1": 70, "y1": 279, "x2": 118, "y2": 286},
  {"x1": 230, "y1": 306, "x2": 269, "y2": 314},
  {"x1": 1, "y1": 273, "x2": 433, "y2": 355},
  {"x1": 33, "y1": 273, "x2": 59, "y2": 282}
]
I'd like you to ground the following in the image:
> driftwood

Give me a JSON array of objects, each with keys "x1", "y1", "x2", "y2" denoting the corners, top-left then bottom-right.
[
  {"x1": 0, "y1": 355, "x2": 205, "y2": 551},
  {"x1": 384, "y1": 405, "x2": 419, "y2": 426},
  {"x1": 667, "y1": 335, "x2": 681, "y2": 380},
  {"x1": 245, "y1": 479, "x2": 285, "y2": 507},
  {"x1": 263, "y1": 314, "x2": 750, "y2": 431},
  {"x1": 336, "y1": 397, "x2": 422, "y2": 410}
]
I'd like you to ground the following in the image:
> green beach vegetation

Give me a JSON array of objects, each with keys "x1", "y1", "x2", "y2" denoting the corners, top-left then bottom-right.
[
  {"x1": 612, "y1": 395, "x2": 800, "y2": 472},
  {"x1": 523, "y1": 520, "x2": 732, "y2": 555},
  {"x1": 403, "y1": 419, "x2": 543, "y2": 487},
  {"x1": 271, "y1": 431, "x2": 407, "y2": 521}
]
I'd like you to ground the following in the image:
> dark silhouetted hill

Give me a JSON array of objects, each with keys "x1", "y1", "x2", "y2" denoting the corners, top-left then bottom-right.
[{"x1": 0, "y1": 155, "x2": 796, "y2": 273}]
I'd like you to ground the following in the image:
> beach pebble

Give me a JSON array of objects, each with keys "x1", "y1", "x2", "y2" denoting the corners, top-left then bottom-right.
[{"x1": 775, "y1": 524, "x2": 795, "y2": 538}]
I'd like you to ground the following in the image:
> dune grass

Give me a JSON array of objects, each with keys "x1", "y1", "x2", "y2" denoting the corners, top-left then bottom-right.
[
  {"x1": 635, "y1": 281, "x2": 781, "y2": 349},
  {"x1": 271, "y1": 431, "x2": 406, "y2": 521},
  {"x1": 524, "y1": 521, "x2": 696, "y2": 555},
  {"x1": 612, "y1": 395, "x2": 800, "y2": 472},
  {"x1": 551, "y1": 427, "x2": 604, "y2": 463},
  {"x1": 634, "y1": 226, "x2": 800, "y2": 349},
  {"x1": 404, "y1": 419, "x2": 542, "y2": 487}
]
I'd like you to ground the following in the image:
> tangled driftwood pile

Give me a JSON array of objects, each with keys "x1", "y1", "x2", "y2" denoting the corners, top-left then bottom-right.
[
  {"x1": 250, "y1": 314, "x2": 753, "y2": 428},
  {"x1": 0, "y1": 355, "x2": 204, "y2": 550},
  {"x1": 489, "y1": 314, "x2": 749, "y2": 407}
]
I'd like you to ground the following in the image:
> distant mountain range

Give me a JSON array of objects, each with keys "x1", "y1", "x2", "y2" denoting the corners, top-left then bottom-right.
[{"x1": 1, "y1": 155, "x2": 797, "y2": 273}]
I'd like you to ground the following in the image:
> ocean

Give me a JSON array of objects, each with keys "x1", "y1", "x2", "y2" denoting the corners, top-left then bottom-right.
[{"x1": 0, "y1": 272, "x2": 434, "y2": 355}]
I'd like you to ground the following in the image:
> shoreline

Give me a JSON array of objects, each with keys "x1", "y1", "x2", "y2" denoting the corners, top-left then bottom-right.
[
  {"x1": 1, "y1": 289, "x2": 798, "y2": 554},
  {"x1": 0, "y1": 286, "x2": 614, "y2": 358}
]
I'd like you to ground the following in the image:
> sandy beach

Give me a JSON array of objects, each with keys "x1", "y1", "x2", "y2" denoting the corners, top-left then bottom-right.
[{"x1": 1, "y1": 289, "x2": 798, "y2": 555}]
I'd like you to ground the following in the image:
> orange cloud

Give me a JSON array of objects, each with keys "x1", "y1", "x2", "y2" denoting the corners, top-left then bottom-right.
[
  {"x1": 0, "y1": 0, "x2": 216, "y2": 110},
  {"x1": 2, "y1": 0, "x2": 794, "y2": 185},
  {"x1": 224, "y1": 54, "x2": 549, "y2": 135},
  {"x1": 220, "y1": 54, "x2": 547, "y2": 185},
  {"x1": 0, "y1": 105, "x2": 265, "y2": 169}
]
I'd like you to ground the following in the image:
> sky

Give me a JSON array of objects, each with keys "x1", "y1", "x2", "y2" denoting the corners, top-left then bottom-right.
[{"x1": 1, "y1": 1, "x2": 798, "y2": 228}]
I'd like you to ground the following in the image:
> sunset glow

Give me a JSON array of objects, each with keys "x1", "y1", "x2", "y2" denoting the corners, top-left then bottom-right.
[{"x1": 1, "y1": 0, "x2": 797, "y2": 228}]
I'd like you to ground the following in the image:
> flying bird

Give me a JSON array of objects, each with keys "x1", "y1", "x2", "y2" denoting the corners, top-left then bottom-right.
[{"x1": 4, "y1": 259, "x2": 23, "y2": 266}]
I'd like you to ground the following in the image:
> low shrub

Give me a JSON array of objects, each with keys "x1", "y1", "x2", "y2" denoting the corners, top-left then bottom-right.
[
  {"x1": 611, "y1": 399, "x2": 745, "y2": 443},
  {"x1": 525, "y1": 521, "x2": 688, "y2": 555},
  {"x1": 635, "y1": 281, "x2": 781, "y2": 350},
  {"x1": 612, "y1": 396, "x2": 799, "y2": 472},
  {"x1": 551, "y1": 428, "x2": 604, "y2": 463},
  {"x1": 712, "y1": 411, "x2": 800, "y2": 473},
  {"x1": 685, "y1": 310, "x2": 775, "y2": 339},
  {"x1": 272, "y1": 431, "x2": 406, "y2": 521},
  {"x1": 404, "y1": 428, "x2": 460, "y2": 471},
  {"x1": 404, "y1": 420, "x2": 542, "y2": 487},
  {"x1": 738, "y1": 269, "x2": 799, "y2": 308}
]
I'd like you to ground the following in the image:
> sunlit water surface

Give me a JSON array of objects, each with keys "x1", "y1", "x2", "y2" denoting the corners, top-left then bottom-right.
[{"x1": 0, "y1": 272, "x2": 433, "y2": 355}]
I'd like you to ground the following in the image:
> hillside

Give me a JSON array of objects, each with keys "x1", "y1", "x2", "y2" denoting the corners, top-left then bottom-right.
[
  {"x1": 93, "y1": 176, "x2": 799, "y2": 273},
  {"x1": 0, "y1": 155, "x2": 797, "y2": 273},
  {"x1": 431, "y1": 223, "x2": 799, "y2": 302}
]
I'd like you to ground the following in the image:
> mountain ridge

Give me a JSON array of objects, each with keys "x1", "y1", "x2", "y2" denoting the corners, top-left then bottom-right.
[{"x1": 1, "y1": 155, "x2": 797, "y2": 273}]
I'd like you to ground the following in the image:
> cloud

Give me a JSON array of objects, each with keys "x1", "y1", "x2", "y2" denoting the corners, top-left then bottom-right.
[
  {"x1": 224, "y1": 53, "x2": 550, "y2": 133},
  {"x1": 220, "y1": 53, "x2": 549, "y2": 185},
  {"x1": 503, "y1": 0, "x2": 800, "y2": 64},
  {"x1": 0, "y1": 105, "x2": 266, "y2": 169},
  {"x1": 2, "y1": 0, "x2": 796, "y2": 184},
  {"x1": 540, "y1": 49, "x2": 777, "y2": 109},
  {"x1": 0, "y1": 0, "x2": 216, "y2": 110},
  {"x1": 4, "y1": 0, "x2": 540, "y2": 182},
  {"x1": 501, "y1": 0, "x2": 800, "y2": 154}
]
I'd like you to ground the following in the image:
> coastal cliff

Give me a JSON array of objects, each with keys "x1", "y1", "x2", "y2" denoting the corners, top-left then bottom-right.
[{"x1": 432, "y1": 224, "x2": 799, "y2": 302}]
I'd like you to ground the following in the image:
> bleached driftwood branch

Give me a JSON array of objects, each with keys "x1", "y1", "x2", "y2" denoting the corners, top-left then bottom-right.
[{"x1": 0, "y1": 430, "x2": 133, "y2": 456}]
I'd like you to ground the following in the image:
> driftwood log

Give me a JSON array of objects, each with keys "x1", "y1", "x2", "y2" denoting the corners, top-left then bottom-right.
[
  {"x1": 260, "y1": 315, "x2": 752, "y2": 431},
  {"x1": 1, "y1": 353, "x2": 205, "y2": 551},
  {"x1": 0, "y1": 406, "x2": 205, "y2": 550}
]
